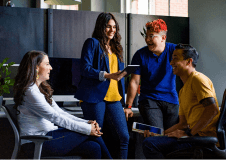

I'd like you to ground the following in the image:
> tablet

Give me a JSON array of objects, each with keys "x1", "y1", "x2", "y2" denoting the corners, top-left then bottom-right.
[
  {"x1": 119, "y1": 65, "x2": 140, "y2": 77},
  {"x1": 132, "y1": 122, "x2": 164, "y2": 136}
]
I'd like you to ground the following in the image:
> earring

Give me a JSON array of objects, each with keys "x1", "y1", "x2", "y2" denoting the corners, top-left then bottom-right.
[{"x1": 36, "y1": 70, "x2": 39, "y2": 79}]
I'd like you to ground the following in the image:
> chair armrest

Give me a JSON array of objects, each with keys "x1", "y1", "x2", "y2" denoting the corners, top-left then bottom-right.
[
  {"x1": 178, "y1": 136, "x2": 218, "y2": 145},
  {"x1": 21, "y1": 135, "x2": 53, "y2": 141}
]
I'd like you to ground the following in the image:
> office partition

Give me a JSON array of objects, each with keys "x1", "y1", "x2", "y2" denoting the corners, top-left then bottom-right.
[
  {"x1": 0, "y1": 7, "x2": 46, "y2": 63},
  {"x1": 51, "y1": 10, "x2": 126, "y2": 59}
]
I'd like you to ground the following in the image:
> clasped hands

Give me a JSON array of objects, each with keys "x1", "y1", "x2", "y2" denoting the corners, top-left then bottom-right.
[{"x1": 88, "y1": 120, "x2": 103, "y2": 137}]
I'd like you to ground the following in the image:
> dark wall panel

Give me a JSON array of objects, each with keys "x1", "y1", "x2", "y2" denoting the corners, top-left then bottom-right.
[
  {"x1": 52, "y1": 10, "x2": 99, "y2": 58},
  {"x1": 52, "y1": 10, "x2": 126, "y2": 59},
  {"x1": 0, "y1": 6, "x2": 46, "y2": 63}
]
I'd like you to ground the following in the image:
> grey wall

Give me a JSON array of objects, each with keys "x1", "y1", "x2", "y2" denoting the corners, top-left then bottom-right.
[{"x1": 189, "y1": 0, "x2": 226, "y2": 105}]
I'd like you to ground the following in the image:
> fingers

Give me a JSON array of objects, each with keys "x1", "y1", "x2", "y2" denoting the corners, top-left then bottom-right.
[
  {"x1": 88, "y1": 120, "x2": 96, "y2": 124},
  {"x1": 126, "y1": 112, "x2": 129, "y2": 121},
  {"x1": 121, "y1": 71, "x2": 127, "y2": 77},
  {"x1": 129, "y1": 112, "x2": 133, "y2": 118},
  {"x1": 124, "y1": 109, "x2": 129, "y2": 121},
  {"x1": 124, "y1": 109, "x2": 134, "y2": 121},
  {"x1": 116, "y1": 71, "x2": 121, "y2": 74},
  {"x1": 94, "y1": 127, "x2": 103, "y2": 137},
  {"x1": 90, "y1": 123, "x2": 103, "y2": 137},
  {"x1": 143, "y1": 130, "x2": 150, "y2": 137}
]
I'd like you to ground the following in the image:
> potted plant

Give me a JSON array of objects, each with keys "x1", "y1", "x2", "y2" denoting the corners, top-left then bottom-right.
[{"x1": 0, "y1": 58, "x2": 15, "y2": 106}]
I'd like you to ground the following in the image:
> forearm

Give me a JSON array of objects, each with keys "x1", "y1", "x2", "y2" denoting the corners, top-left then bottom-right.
[
  {"x1": 126, "y1": 81, "x2": 139, "y2": 106},
  {"x1": 52, "y1": 100, "x2": 88, "y2": 123},
  {"x1": 190, "y1": 104, "x2": 218, "y2": 136}
]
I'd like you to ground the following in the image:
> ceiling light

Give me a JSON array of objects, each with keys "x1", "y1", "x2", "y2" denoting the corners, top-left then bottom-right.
[{"x1": 44, "y1": 0, "x2": 82, "y2": 5}]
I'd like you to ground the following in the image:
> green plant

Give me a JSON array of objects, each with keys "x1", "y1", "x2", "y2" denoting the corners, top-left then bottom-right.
[
  {"x1": 0, "y1": 58, "x2": 15, "y2": 96},
  {"x1": 140, "y1": 26, "x2": 147, "y2": 38}
]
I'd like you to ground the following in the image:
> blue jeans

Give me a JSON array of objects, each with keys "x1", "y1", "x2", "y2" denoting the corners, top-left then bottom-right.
[
  {"x1": 42, "y1": 128, "x2": 112, "y2": 159},
  {"x1": 142, "y1": 136, "x2": 192, "y2": 158},
  {"x1": 81, "y1": 101, "x2": 130, "y2": 159},
  {"x1": 138, "y1": 99, "x2": 179, "y2": 130}
]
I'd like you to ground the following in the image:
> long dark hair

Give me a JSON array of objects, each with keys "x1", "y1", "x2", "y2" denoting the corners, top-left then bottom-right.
[
  {"x1": 13, "y1": 50, "x2": 53, "y2": 109},
  {"x1": 92, "y1": 12, "x2": 123, "y2": 62}
]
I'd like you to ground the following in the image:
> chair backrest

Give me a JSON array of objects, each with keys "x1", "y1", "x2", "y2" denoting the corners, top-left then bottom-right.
[
  {"x1": 1, "y1": 104, "x2": 20, "y2": 143},
  {"x1": 217, "y1": 89, "x2": 226, "y2": 150}
]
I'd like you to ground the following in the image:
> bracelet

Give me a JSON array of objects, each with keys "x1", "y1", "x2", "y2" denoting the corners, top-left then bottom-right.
[{"x1": 124, "y1": 104, "x2": 132, "y2": 109}]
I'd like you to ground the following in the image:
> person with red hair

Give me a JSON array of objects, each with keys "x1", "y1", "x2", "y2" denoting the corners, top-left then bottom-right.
[{"x1": 125, "y1": 19, "x2": 179, "y2": 133}]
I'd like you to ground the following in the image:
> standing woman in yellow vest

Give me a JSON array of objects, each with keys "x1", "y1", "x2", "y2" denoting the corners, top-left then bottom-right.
[{"x1": 74, "y1": 12, "x2": 129, "y2": 159}]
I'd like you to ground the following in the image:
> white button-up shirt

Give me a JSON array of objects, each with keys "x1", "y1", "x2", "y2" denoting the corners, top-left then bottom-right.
[{"x1": 17, "y1": 84, "x2": 91, "y2": 136}]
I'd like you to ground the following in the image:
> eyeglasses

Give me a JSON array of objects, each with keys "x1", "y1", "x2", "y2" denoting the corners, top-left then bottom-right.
[{"x1": 145, "y1": 34, "x2": 161, "y2": 40}]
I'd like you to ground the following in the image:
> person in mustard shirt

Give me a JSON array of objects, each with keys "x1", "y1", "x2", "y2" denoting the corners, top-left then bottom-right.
[
  {"x1": 142, "y1": 44, "x2": 220, "y2": 159},
  {"x1": 74, "y1": 12, "x2": 129, "y2": 159}
]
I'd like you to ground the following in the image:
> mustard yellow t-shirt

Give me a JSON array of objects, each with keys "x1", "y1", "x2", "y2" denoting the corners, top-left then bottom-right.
[
  {"x1": 104, "y1": 53, "x2": 122, "y2": 102},
  {"x1": 179, "y1": 71, "x2": 220, "y2": 137}
]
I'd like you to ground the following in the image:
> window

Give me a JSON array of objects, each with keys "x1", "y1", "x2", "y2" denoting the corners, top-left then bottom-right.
[
  {"x1": 51, "y1": 5, "x2": 79, "y2": 10},
  {"x1": 130, "y1": 0, "x2": 188, "y2": 17}
]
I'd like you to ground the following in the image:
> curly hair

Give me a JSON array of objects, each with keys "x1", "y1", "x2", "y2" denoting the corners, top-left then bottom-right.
[
  {"x1": 146, "y1": 19, "x2": 168, "y2": 34},
  {"x1": 92, "y1": 12, "x2": 123, "y2": 62},
  {"x1": 13, "y1": 51, "x2": 53, "y2": 110}
]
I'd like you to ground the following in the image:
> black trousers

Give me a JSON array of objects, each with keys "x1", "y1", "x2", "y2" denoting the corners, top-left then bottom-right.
[{"x1": 138, "y1": 98, "x2": 179, "y2": 130}]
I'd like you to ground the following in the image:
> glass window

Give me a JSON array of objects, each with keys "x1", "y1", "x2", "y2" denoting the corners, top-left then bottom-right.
[
  {"x1": 130, "y1": 0, "x2": 188, "y2": 17},
  {"x1": 52, "y1": 5, "x2": 79, "y2": 10}
]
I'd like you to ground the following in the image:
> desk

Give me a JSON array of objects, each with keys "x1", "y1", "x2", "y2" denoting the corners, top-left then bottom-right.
[
  {"x1": 1, "y1": 96, "x2": 140, "y2": 118},
  {"x1": 3, "y1": 95, "x2": 79, "y2": 102}
]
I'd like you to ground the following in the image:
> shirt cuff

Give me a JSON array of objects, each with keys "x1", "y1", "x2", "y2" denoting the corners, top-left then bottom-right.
[{"x1": 99, "y1": 71, "x2": 107, "y2": 81}]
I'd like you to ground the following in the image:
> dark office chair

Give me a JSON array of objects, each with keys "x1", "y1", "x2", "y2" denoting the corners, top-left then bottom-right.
[
  {"x1": 2, "y1": 104, "x2": 82, "y2": 159},
  {"x1": 166, "y1": 89, "x2": 226, "y2": 159}
]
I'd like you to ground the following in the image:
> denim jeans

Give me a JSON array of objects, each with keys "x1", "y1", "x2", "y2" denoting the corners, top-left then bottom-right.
[
  {"x1": 81, "y1": 101, "x2": 130, "y2": 159},
  {"x1": 41, "y1": 128, "x2": 112, "y2": 159},
  {"x1": 142, "y1": 136, "x2": 192, "y2": 158},
  {"x1": 138, "y1": 99, "x2": 179, "y2": 130}
]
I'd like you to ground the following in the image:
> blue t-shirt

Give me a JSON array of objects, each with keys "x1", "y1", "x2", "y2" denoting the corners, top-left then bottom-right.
[{"x1": 131, "y1": 42, "x2": 179, "y2": 105}]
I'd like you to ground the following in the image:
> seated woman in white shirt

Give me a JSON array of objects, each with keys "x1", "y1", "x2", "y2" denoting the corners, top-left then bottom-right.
[{"x1": 13, "y1": 50, "x2": 112, "y2": 159}]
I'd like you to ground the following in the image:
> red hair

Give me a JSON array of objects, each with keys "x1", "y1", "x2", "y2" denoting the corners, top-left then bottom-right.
[{"x1": 146, "y1": 19, "x2": 167, "y2": 33}]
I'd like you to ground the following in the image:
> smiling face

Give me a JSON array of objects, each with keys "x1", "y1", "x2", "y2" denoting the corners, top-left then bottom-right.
[
  {"x1": 145, "y1": 30, "x2": 166, "y2": 55},
  {"x1": 36, "y1": 55, "x2": 52, "y2": 84},
  {"x1": 105, "y1": 19, "x2": 116, "y2": 41},
  {"x1": 170, "y1": 49, "x2": 188, "y2": 76}
]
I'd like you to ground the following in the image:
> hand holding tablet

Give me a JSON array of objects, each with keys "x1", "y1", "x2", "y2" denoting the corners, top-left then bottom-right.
[
  {"x1": 132, "y1": 122, "x2": 164, "y2": 136},
  {"x1": 119, "y1": 65, "x2": 140, "y2": 77}
]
